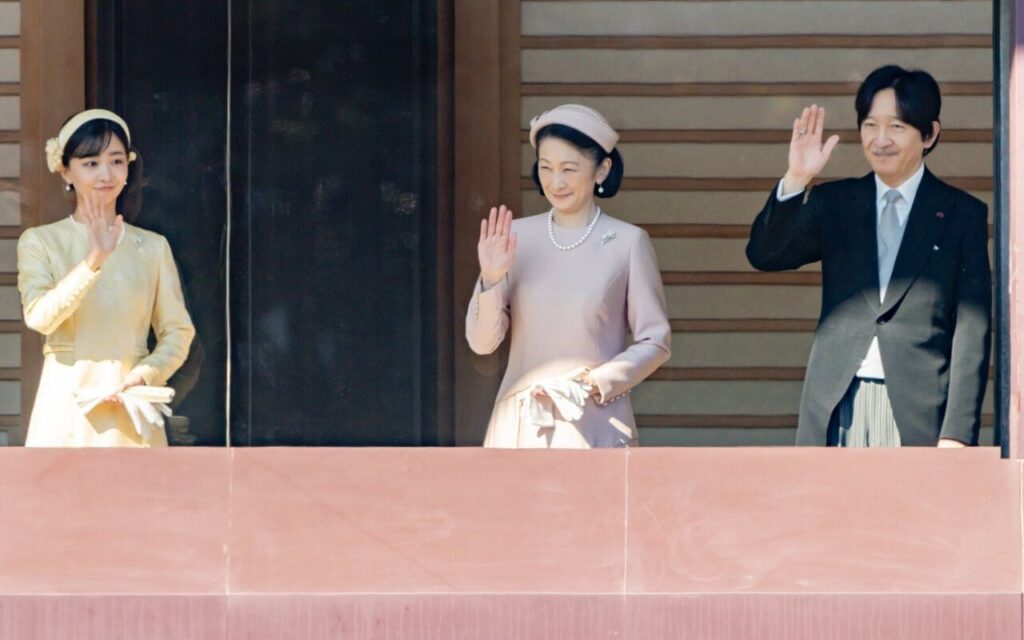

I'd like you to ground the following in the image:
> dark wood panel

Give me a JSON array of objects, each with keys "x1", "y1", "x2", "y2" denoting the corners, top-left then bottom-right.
[
  {"x1": 0, "y1": 225, "x2": 20, "y2": 238},
  {"x1": 0, "y1": 37, "x2": 18, "y2": 49},
  {"x1": 522, "y1": 82, "x2": 993, "y2": 97},
  {"x1": 453, "y1": 0, "x2": 518, "y2": 445},
  {"x1": 522, "y1": 35, "x2": 991, "y2": 50},
  {"x1": 670, "y1": 319, "x2": 817, "y2": 332},
  {"x1": 661, "y1": 271, "x2": 821, "y2": 285},
  {"x1": 500, "y1": 0, "x2": 521, "y2": 209},
  {"x1": 436, "y1": 0, "x2": 455, "y2": 445}
]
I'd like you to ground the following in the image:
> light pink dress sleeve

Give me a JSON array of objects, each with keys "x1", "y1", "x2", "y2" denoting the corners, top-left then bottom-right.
[
  {"x1": 587, "y1": 230, "x2": 671, "y2": 402},
  {"x1": 466, "y1": 276, "x2": 511, "y2": 355}
]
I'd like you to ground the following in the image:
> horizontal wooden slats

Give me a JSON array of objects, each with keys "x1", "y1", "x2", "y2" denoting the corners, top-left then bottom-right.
[
  {"x1": 670, "y1": 319, "x2": 817, "y2": 332},
  {"x1": 651, "y1": 367, "x2": 806, "y2": 381},
  {"x1": 522, "y1": 35, "x2": 991, "y2": 50},
  {"x1": 521, "y1": 176, "x2": 995, "y2": 191},
  {"x1": 524, "y1": 95, "x2": 993, "y2": 132},
  {"x1": 521, "y1": 1, "x2": 993, "y2": 38},
  {"x1": 521, "y1": 129, "x2": 993, "y2": 144},
  {"x1": 522, "y1": 82, "x2": 993, "y2": 97},
  {"x1": 522, "y1": 0, "x2": 995, "y2": 445},
  {"x1": 642, "y1": 224, "x2": 995, "y2": 238},
  {"x1": 646, "y1": 224, "x2": 748, "y2": 238},
  {"x1": 523, "y1": 141, "x2": 992, "y2": 181},
  {"x1": 524, "y1": 49, "x2": 991, "y2": 85},
  {"x1": 636, "y1": 413, "x2": 996, "y2": 429},
  {"x1": 661, "y1": 271, "x2": 821, "y2": 286},
  {"x1": 522, "y1": 190, "x2": 995, "y2": 225},
  {"x1": 638, "y1": 414, "x2": 799, "y2": 429},
  {"x1": 524, "y1": 1, "x2": 987, "y2": 3},
  {"x1": 650, "y1": 367, "x2": 996, "y2": 381},
  {"x1": 666, "y1": 284, "x2": 819, "y2": 319}
]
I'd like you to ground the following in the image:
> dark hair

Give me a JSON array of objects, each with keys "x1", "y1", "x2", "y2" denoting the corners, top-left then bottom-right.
[
  {"x1": 61, "y1": 117, "x2": 144, "y2": 221},
  {"x1": 855, "y1": 65, "x2": 941, "y2": 156},
  {"x1": 531, "y1": 124, "x2": 624, "y2": 198}
]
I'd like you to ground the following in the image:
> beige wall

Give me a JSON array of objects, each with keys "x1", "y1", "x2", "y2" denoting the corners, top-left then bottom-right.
[{"x1": 518, "y1": 0, "x2": 994, "y2": 446}]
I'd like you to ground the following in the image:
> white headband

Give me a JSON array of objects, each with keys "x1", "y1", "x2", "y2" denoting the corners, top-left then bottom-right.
[{"x1": 45, "y1": 109, "x2": 137, "y2": 173}]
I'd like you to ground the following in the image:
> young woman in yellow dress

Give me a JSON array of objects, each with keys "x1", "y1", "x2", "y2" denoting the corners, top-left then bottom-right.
[{"x1": 18, "y1": 109, "x2": 195, "y2": 446}]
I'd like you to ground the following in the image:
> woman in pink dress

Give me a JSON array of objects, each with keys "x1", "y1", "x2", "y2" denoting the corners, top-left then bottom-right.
[{"x1": 466, "y1": 104, "x2": 671, "y2": 448}]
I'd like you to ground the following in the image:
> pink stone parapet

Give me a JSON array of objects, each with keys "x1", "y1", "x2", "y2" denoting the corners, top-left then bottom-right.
[{"x1": 0, "y1": 447, "x2": 1019, "y2": 639}]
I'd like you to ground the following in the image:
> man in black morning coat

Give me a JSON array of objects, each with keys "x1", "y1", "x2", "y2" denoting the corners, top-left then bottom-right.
[{"x1": 746, "y1": 66, "x2": 991, "y2": 447}]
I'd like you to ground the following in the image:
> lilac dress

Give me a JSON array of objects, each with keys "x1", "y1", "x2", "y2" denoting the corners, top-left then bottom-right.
[{"x1": 466, "y1": 213, "x2": 671, "y2": 448}]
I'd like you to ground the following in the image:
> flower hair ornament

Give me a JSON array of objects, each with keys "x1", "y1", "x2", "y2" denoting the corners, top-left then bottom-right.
[{"x1": 45, "y1": 108, "x2": 138, "y2": 174}]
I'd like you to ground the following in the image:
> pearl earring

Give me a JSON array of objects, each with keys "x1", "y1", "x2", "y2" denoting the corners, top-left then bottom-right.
[
  {"x1": 597, "y1": 184, "x2": 604, "y2": 194},
  {"x1": 64, "y1": 183, "x2": 73, "y2": 193}
]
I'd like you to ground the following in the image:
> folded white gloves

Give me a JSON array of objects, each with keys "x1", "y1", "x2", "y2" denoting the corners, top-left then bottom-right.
[
  {"x1": 75, "y1": 385, "x2": 176, "y2": 442},
  {"x1": 527, "y1": 376, "x2": 593, "y2": 428}
]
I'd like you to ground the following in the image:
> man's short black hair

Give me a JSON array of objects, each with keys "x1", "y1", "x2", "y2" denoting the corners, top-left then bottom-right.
[{"x1": 855, "y1": 65, "x2": 942, "y2": 156}]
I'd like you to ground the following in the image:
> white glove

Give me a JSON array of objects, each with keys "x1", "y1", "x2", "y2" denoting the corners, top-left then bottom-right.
[
  {"x1": 75, "y1": 385, "x2": 176, "y2": 442},
  {"x1": 527, "y1": 376, "x2": 592, "y2": 428}
]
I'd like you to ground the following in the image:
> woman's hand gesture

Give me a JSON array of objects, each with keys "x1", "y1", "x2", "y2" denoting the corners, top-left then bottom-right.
[
  {"x1": 782, "y1": 104, "x2": 840, "y2": 195},
  {"x1": 82, "y1": 191, "x2": 123, "y2": 271},
  {"x1": 105, "y1": 371, "x2": 146, "y2": 405},
  {"x1": 478, "y1": 205, "x2": 517, "y2": 287}
]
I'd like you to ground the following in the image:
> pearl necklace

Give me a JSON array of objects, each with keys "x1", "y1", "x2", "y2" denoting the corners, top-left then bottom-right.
[{"x1": 547, "y1": 206, "x2": 603, "y2": 251}]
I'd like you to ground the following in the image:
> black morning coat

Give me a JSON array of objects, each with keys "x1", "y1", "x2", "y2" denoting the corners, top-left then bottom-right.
[{"x1": 746, "y1": 169, "x2": 991, "y2": 446}]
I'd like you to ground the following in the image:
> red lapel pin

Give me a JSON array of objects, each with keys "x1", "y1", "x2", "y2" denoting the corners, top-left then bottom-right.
[{"x1": 936, "y1": 211, "x2": 945, "y2": 218}]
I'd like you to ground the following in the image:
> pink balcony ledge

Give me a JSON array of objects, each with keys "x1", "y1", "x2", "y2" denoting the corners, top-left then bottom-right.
[{"x1": 0, "y1": 446, "x2": 1019, "y2": 640}]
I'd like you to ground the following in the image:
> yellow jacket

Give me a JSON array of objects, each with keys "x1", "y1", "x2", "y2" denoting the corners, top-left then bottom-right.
[{"x1": 18, "y1": 216, "x2": 195, "y2": 446}]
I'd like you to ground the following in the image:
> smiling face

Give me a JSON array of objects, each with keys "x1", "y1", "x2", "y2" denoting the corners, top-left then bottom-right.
[
  {"x1": 860, "y1": 88, "x2": 939, "y2": 187},
  {"x1": 536, "y1": 136, "x2": 611, "y2": 216},
  {"x1": 60, "y1": 134, "x2": 130, "y2": 211}
]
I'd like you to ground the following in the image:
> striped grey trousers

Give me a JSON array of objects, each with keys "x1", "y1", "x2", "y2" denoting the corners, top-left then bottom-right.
[{"x1": 827, "y1": 378, "x2": 902, "y2": 447}]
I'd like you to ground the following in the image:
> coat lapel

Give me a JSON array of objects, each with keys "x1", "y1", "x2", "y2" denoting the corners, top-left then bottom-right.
[
  {"x1": 878, "y1": 169, "x2": 950, "y2": 316},
  {"x1": 840, "y1": 174, "x2": 880, "y2": 314}
]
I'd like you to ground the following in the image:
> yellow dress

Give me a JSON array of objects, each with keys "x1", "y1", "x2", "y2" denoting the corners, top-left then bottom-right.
[{"x1": 17, "y1": 216, "x2": 195, "y2": 447}]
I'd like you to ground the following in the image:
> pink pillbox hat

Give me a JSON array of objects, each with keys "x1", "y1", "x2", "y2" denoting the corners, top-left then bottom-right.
[{"x1": 528, "y1": 104, "x2": 619, "y2": 153}]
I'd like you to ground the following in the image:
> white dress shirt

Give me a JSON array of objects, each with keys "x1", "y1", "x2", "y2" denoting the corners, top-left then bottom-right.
[{"x1": 776, "y1": 162, "x2": 926, "y2": 379}]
